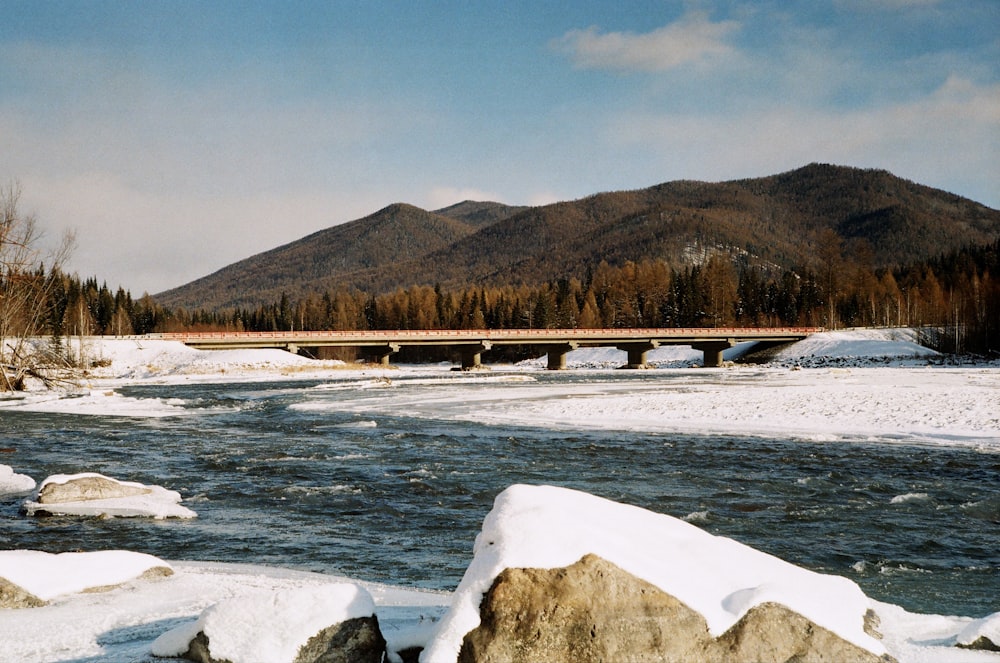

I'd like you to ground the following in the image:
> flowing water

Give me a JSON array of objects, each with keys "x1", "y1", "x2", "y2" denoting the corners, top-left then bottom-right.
[{"x1": 1, "y1": 371, "x2": 997, "y2": 618}]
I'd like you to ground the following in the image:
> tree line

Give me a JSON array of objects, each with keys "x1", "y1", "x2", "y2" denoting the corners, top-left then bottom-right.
[{"x1": 16, "y1": 237, "x2": 992, "y2": 357}]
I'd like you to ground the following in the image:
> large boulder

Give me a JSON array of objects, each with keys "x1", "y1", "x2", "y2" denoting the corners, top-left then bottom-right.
[
  {"x1": 460, "y1": 554, "x2": 892, "y2": 663},
  {"x1": 152, "y1": 583, "x2": 386, "y2": 663},
  {"x1": 423, "y1": 485, "x2": 890, "y2": 662},
  {"x1": 460, "y1": 553, "x2": 714, "y2": 663},
  {"x1": 23, "y1": 472, "x2": 197, "y2": 519},
  {"x1": 36, "y1": 473, "x2": 151, "y2": 503},
  {"x1": 717, "y1": 600, "x2": 891, "y2": 663}
]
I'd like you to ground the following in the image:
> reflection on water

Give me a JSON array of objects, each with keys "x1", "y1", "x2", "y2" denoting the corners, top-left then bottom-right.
[{"x1": 1, "y1": 373, "x2": 997, "y2": 616}]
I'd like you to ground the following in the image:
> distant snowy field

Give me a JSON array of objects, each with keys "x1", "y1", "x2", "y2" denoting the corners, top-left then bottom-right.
[{"x1": 1, "y1": 329, "x2": 998, "y2": 662}]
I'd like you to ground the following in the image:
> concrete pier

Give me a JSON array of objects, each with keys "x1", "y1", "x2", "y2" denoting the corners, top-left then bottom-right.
[
  {"x1": 692, "y1": 340, "x2": 735, "y2": 367},
  {"x1": 543, "y1": 342, "x2": 579, "y2": 370},
  {"x1": 460, "y1": 341, "x2": 492, "y2": 370},
  {"x1": 617, "y1": 341, "x2": 660, "y2": 369},
  {"x1": 365, "y1": 343, "x2": 400, "y2": 366}
]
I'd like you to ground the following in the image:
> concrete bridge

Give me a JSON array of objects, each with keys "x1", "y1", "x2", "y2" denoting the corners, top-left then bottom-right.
[{"x1": 154, "y1": 327, "x2": 820, "y2": 369}]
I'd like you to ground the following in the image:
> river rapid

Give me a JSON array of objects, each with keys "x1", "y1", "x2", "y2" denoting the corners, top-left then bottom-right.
[{"x1": 1, "y1": 369, "x2": 997, "y2": 618}]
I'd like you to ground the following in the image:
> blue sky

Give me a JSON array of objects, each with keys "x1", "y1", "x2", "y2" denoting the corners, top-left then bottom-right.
[{"x1": 2, "y1": 0, "x2": 998, "y2": 294}]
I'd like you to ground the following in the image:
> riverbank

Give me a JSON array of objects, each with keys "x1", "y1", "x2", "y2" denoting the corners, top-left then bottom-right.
[{"x1": 1, "y1": 328, "x2": 997, "y2": 661}]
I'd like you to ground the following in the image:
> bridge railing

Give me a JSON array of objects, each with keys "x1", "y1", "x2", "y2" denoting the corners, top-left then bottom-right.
[{"x1": 154, "y1": 327, "x2": 822, "y2": 342}]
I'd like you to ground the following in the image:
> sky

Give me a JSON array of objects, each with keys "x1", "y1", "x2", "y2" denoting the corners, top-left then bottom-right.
[{"x1": 2, "y1": 0, "x2": 998, "y2": 295}]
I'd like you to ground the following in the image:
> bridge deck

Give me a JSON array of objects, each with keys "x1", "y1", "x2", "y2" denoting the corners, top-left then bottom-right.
[
  {"x1": 150, "y1": 327, "x2": 820, "y2": 368},
  {"x1": 156, "y1": 327, "x2": 818, "y2": 346}
]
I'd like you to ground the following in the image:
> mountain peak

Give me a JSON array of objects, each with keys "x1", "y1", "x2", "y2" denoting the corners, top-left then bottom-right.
[{"x1": 155, "y1": 165, "x2": 1000, "y2": 310}]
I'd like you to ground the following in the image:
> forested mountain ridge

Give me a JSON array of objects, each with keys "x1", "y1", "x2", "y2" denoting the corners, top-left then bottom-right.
[
  {"x1": 155, "y1": 202, "x2": 494, "y2": 310},
  {"x1": 155, "y1": 164, "x2": 1000, "y2": 310}
]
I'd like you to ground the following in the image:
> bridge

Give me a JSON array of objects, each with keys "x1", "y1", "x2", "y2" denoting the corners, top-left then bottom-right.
[{"x1": 154, "y1": 327, "x2": 821, "y2": 369}]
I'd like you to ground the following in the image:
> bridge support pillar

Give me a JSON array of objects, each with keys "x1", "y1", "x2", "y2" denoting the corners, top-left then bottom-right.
[
  {"x1": 542, "y1": 342, "x2": 579, "y2": 370},
  {"x1": 692, "y1": 340, "x2": 735, "y2": 367},
  {"x1": 459, "y1": 342, "x2": 492, "y2": 370},
  {"x1": 286, "y1": 343, "x2": 299, "y2": 355},
  {"x1": 366, "y1": 343, "x2": 401, "y2": 366},
  {"x1": 616, "y1": 341, "x2": 660, "y2": 369}
]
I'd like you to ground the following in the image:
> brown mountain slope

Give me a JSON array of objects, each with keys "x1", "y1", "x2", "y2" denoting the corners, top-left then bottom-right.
[
  {"x1": 154, "y1": 202, "x2": 500, "y2": 309},
  {"x1": 434, "y1": 200, "x2": 529, "y2": 227},
  {"x1": 155, "y1": 164, "x2": 1000, "y2": 310}
]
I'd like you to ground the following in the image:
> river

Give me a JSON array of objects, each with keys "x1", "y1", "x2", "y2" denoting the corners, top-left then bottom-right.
[{"x1": 1, "y1": 370, "x2": 997, "y2": 618}]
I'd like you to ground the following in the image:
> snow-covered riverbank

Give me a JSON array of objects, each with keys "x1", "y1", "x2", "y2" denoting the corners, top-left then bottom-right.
[{"x1": 1, "y1": 329, "x2": 997, "y2": 661}]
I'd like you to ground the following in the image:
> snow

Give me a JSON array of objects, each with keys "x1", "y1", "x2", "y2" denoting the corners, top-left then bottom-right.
[
  {"x1": 22, "y1": 472, "x2": 198, "y2": 519},
  {"x1": 0, "y1": 463, "x2": 35, "y2": 495},
  {"x1": 458, "y1": 366, "x2": 1000, "y2": 446},
  {"x1": 0, "y1": 550, "x2": 172, "y2": 602},
  {"x1": 0, "y1": 388, "x2": 187, "y2": 417},
  {"x1": 422, "y1": 484, "x2": 885, "y2": 662},
  {"x1": 0, "y1": 559, "x2": 447, "y2": 663},
  {"x1": 151, "y1": 583, "x2": 377, "y2": 663},
  {"x1": 958, "y1": 612, "x2": 1000, "y2": 650},
  {"x1": 0, "y1": 328, "x2": 997, "y2": 662},
  {"x1": 0, "y1": 493, "x2": 995, "y2": 662}
]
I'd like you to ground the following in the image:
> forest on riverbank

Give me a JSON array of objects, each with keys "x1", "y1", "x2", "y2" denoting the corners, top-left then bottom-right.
[{"x1": 12, "y1": 235, "x2": 999, "y2": 357}]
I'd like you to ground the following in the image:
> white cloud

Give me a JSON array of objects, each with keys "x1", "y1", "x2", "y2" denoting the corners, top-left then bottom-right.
[{"x1": 553, "y1": 11, "x2": 740, "y2": 72}]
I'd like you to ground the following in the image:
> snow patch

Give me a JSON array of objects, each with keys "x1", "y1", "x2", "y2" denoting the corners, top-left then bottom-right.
[
  {"x1": 151, "y1": 583, "x2": 377, "y2": 662},
  {"x1": 0, "y1": 549, "x2": 172, "y2": 602},
  {"x1": 0, "y1": 464, "x2": 35, "y2": 495}
]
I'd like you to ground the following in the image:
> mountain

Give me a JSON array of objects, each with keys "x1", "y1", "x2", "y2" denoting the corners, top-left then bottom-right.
[{"x1": 155, "y1": 164, "x2": 1000, "y2": 310}]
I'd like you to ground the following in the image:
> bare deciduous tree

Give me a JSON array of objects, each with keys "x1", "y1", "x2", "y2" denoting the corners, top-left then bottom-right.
[{"x1": 1, "y1": 180, "x2": 75, "y2": 390}]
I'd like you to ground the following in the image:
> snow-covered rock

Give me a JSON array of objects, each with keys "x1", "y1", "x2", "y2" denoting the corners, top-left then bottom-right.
[
  {"x1": 152, "y1": 583, "x2": 385, "y2": 663},
  {"x1": 957, "y1": 612, "x2": 1000, "y2": 652},
  {"x1": 422, "y1": 484, "x2": 887, "y2": 662},
  {"x1": 0, "y1": 550, "x2": 173, "y2": 608},
  {"x1": 460, "y1": 552, "x2": 888, "y2": 662},
  {"x1": 22, "y1": 472, "x2": 197, "y2": 519},
  {"x1": 0, "y1": 463, "x2": 36, "y2": 496}
]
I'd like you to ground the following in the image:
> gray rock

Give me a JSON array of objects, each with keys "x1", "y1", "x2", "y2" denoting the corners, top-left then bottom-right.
[
  {"x1": 957, "y1": 635, "x2": 999, "y2": 652},
  {"x1": 37, "y1": 475, "x2": 151, "y2": 504},
  {"x1": 180, "y1": 615, "x2": 387, "y2": 663},
  {"x1": 0, "y1": 577, "x2": 46, "y2": 609},
  {"x1": 459, "y1": 553, "x2": 714, "y2": 663},
  {"x1": 717, "y1": 601, "x2": 893, "y2": 663},
  {"x1": 459, "y1": 553, "x2": 895, "y2": 663}
]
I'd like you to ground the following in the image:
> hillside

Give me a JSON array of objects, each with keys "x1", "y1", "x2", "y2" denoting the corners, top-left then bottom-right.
[
  {"x1": 155, "y1": 164, "x2": 1000, "y2": 310},
  {"x1": 154, "y1": 202, "x2": 500, "y2": 310}
]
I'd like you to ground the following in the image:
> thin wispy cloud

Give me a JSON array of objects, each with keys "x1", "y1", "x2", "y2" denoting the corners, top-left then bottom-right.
[{"x1": 553, "y1": 12, "x2": 740, "y2": 72}]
